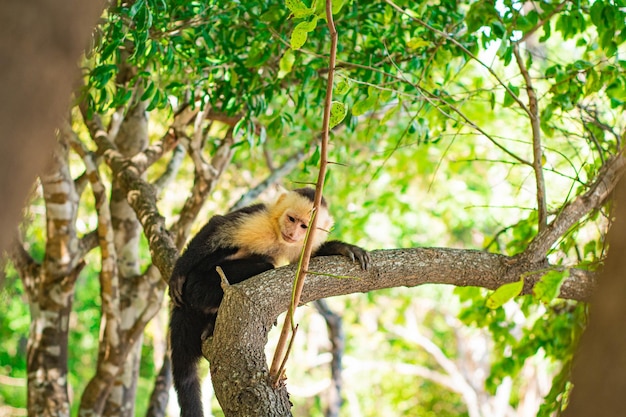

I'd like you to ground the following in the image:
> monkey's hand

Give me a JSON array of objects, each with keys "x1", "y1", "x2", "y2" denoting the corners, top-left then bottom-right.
[
  {"x1": 314, "y1": 240, "x2": 371, "y2": 270},
  {"x1": 169, "y1": 273, "x2": 186, "y2": 307}
]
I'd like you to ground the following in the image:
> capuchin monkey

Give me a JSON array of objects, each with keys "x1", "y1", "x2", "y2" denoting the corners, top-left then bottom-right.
[{"x1": 168, "y1": 187, "x2": 369, "y2": 417}]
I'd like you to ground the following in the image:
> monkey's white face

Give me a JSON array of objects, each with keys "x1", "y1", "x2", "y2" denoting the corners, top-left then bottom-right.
[
  {"x1": 271, "y1": 191, "x2": 334, "y2": 249},
  {"x1": 279, "y1": 209, "x2": 310, "y2": 244}
]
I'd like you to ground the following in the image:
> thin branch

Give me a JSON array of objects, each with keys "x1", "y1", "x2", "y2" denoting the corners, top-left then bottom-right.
[
  {"x1": 374, "y1": 44, "x2": 531, "y2": 166},
  {"x1": 518, "y1": 1, "x2": 569, "y2": 44},
  {"x1": 513, "y1": 44, "x2": 547, "y2": 231},
  {"x1": 132, "y1": 103, "x2": 197, "y2": 172},
  {"x1": 578, "y1": 103, "x2": 622, "y2": 149},
  {"x1": 7, "y1": 237, "x2": 40, "y2": 297},
  {"x1": 582, "y1": 121, "x2": 606, "y2": 164},
  {"x1": 270, "y1": 0, "x2": 339, "y2": 382}
]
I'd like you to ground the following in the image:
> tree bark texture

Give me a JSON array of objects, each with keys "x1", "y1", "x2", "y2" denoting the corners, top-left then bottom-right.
[
  {"x1": 208, "y1": 248, "x2": 595, "y2": 416},
  {"x1": 23, "y1": 137, "x2": 81, "y2": 417},
  {"x1": 103, "y1": 95, "x2": 149, "y2": 417},
  {"x1": 565, "y1": 176, "x2": 626, "y2": 416}
]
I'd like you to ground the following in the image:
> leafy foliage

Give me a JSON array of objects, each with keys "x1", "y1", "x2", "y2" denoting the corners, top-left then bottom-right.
[{"x1": 2, "y1": 0, "x2": 625, "y2": 415}]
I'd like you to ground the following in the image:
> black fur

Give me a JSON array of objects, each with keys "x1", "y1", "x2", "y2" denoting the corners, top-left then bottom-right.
[{"x1": 292, "y1": 187, "x2": 327, "y2": 206}]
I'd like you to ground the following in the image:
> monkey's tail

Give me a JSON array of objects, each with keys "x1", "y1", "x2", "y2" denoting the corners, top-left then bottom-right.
[{"x1": 170, "y1": 307, "x2": 206, "y2": 417}]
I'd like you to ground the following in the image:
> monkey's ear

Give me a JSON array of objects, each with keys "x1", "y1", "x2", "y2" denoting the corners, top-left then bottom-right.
[
  {"x1": 318, "y1": 211, "x2": 335, "y2": 231},
  {"x1": 274, "y1": 193, "x2": 287, "y2": 205}
]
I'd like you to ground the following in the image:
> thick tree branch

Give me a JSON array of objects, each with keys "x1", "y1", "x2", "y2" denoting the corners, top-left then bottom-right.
[
  {"x1": 208, "y1": 248, "x2": 595, "y2": 416},
  {"x1": 79, "y1": 108, "x2": 178, "y2": 279},
  {"x1": 170, "y1": 128, "x2": 237, "y2": 248},
  {"x1": 523, "y1": 154, "x2": 625, "y2": 262}
]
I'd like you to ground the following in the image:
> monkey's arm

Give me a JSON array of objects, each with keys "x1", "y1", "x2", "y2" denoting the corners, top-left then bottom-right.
[
  {"x1": 169, "y1": 246, "x2": 238, "y2": 307},
  {"x1": 313, "y1": 240, "x2": 370, "y2": 270},
  {"x1": 183, "y1": 257, "x2": 271, "y2": 313}
]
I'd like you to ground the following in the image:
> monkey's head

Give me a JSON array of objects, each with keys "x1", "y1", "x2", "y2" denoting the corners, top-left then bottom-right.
[{"x1": 272, "y1": 188, "x2": 334, "y2": 247}]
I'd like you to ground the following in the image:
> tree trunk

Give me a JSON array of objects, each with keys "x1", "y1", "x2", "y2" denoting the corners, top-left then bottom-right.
[
  {"x1": 0, "y1": 0, "x2": 105, "y2": 255},
  {"x1": 565, "y1": 177, "x2": 626, "y2": 416},
  {"x1": 23, "y1": 137, "x2": 81, "y2": 416},
  {"x1": 145, "y1": 355, "x2": 171, "y2": 417},
  {"x1": 26, "y1": 272, "x2": 78, "y2": 417},
  {"x1": 102, "y1": 96, "x2": 150, "y2": 417}
]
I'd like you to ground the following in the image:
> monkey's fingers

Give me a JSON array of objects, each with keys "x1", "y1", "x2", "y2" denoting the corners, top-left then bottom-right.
[
  {"x1": 335, "y1": 243, "x2": 370, "y2": 270},
  {"x1": 314, "y1": 240, "x2": 371, "y2": 270},
  {"x1": 351, "y1": 247, "x2": 371, "y2": 270}
]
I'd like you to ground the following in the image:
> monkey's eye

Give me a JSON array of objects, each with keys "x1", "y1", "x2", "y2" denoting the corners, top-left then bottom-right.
[
  {"x1": 288, "y1": 216, "x2": 296, "y2": 223},
  {"x1": 300, "y1": 224, "x2": 308, "y2": 229}
]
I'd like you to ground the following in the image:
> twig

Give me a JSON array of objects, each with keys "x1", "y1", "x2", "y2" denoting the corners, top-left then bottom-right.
[
  {"x1": 518, "y1": 1, "x2": 568, "y2": 44},
  {"x1": 383, "y1": 0, "x2": 530, "y2": 114},
  {"x1": 269, "y1": 0, "x2": 339, "y2": 383},
  {"x1": 578, "y1": 103, "x2": 622, "y2": 149},
  {"x1": 378, "y1": 39, "x2": 531, "y2": 166},
  {"x1": 513, "y1": 44, "x2": 547, "y2": 231}
]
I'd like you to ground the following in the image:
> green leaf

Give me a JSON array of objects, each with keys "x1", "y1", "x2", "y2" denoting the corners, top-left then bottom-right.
[
  {"x1": 486, "y1": 278, "x2": 524, "y2": 309},
  {"x1": 267, "y1": 116, "x2": 284, "y2": 139},
  {"x1": 541, "y1": 103, "x2": 555, "y2": 122},
  {"x1": 335, "y1": 79, "x2": 350, "y2": 95},
  {"x1": 290, "y1": 28, "x2": 308, "y2": 50},
  {"x1": 533, "y1": 270, "x2": 569, "y2": 303},
  {"x1": 310, "y1": 145, "x2": 320, "y2": 166},
  {"x1": 140, "y1": 81, "x2": 155, "y2": 101},
  {"x1": 489, "y1": 91, "x2": 496, "y2": 110},
  {"x1": 229, "y1": 69, "x2": 239, "y2": 88},
  {"x1": 607, "y1": 78, "x2": 626, "y2": 102},
  {"x1": 285, "y1": 0, "x2": 314, "y2": 18},
  {"x1": 331, "y1": 0, "x2": 345, "y2": 14},
  {"x1": 129, "y1": 0, "x2": 145, "y2": 18},
  {"x1": 278, "y1": 49, "x2": 296, "y2": 79},
  {"x1": 381, "y1": 101, "x2": 401, "y2": 124},
  {"x1": 329, "y1": 101, "x2": 347, "y2": 128},
  {"x1": 590, "y1": 2, "x2": 604, "y2": 28},
  {"x1": 352, "y1": 93, "x2": 378, "y2": 116},
  {"x1": 290, "y1": 18, "x2": 319, "y2": 50},
  {"x1": 407, "y1": 37, "x2": 430, "y2": 49},
  {"x1": 503, "y1": 83, "x2": 520, "y2": 108}
]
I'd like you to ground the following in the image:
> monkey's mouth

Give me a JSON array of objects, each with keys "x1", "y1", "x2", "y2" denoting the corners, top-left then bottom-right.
[{"x1": 281, "y1": 233, "x2": 297, "y2": 244}]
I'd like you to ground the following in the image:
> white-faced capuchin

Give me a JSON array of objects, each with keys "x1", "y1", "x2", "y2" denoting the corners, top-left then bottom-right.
[{"x1": 168, "y1": 187, "x2": 369, "y2": 417}]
